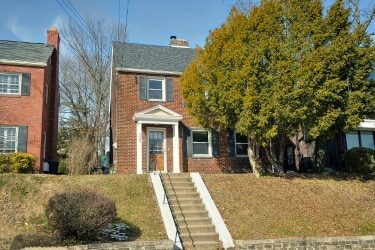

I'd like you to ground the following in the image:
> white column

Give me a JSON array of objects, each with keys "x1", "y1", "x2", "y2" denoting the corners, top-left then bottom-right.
[
  {"x1": 136, "y1": 122, "x2": 142, "y2": 174},
  {"x1": 172, "y1": 123, "x2": 180, "y2": 173}
]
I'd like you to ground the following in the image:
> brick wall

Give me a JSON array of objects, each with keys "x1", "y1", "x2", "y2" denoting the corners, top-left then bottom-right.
[
  {"x1": 111, "y1": 71, "x2": 251, "y2": 174},
  {"x1": 235, "y1": 235, "x2": 375, "y2": 249}
]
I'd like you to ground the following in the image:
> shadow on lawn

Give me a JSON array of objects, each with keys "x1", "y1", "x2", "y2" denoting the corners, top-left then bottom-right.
[
  {"x1": 10, "y1": 218, "x2": 142, "y2": 250},
  {"x1": 284, "y1": 171, "x2": 374, "y2": 182}
]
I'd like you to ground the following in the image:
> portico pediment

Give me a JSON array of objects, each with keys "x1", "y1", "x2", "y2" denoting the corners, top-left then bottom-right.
[{"x1": 133, "y1": 105, "x2": 183, "y2": 124}]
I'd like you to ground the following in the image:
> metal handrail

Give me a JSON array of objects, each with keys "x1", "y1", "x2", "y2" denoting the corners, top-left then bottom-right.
[{"x1": 159, "y1": 172, "x2": 195, "y2": 248}]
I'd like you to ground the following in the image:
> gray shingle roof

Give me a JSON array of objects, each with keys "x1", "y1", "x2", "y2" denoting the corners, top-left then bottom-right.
[
  {"x1": 0, "y1": 40, "x2": 54, "y2": 67},
  {"x1": 113, "y1": 42, "x2": 195, "y2": 75}
]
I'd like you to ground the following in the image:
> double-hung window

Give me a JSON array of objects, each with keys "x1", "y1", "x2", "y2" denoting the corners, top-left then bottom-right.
[
  {"x1": 148, "y1": 78, "x2": 164, "y2": 101},
  {"x1": 235, "y1": 133, "x2": 248, "y2": 156},
  {"x1": 139, "y1": 76, "x2": 173, "y2": 102},
  {"x1": 0, "y1": 72, "x2": 30, "y2": 96},
  {"x1": 0, "y1": 73, "x2": 21, "y2": 94},
  {"x1": 0, "y1": 127, "x2": 17, "y2": 153},
  {"x1": 192, "y1": 130, "x2": 212, "y2": 157}
]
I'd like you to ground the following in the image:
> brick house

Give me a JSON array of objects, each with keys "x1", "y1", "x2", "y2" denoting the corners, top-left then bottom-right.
[
  {"x1": 0, "y1": 28, "x2": 60, "y2": 172},
  {"x1": 110, "y1": 37, "x2": 251, "y2": 174},
  {"x1": 110, "y1": 38, "x2": 375, "y2": 174}
]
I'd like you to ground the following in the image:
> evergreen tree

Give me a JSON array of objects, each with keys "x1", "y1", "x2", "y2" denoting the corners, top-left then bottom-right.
[{"x1": 181, "y1": 0, "x2": 375, "y2": 177}]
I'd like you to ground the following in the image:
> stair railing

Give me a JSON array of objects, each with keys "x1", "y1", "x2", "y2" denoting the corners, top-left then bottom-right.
[
  {"x1": 159, "y1": 173, "x2": 184, "y2": 246},
  {"x1": 162, "y1": 173, "x2": 195, "y2": 248}
]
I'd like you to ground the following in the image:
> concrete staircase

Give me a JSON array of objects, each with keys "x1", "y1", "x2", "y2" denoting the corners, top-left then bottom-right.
[{"x1": 161, "y1": 173, "x2": 223, "y2": 250}]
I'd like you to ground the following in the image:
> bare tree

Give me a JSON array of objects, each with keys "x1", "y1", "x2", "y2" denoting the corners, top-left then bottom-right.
[{"x1": 58, "y1": 16, "x2": 126, "y2": 173}]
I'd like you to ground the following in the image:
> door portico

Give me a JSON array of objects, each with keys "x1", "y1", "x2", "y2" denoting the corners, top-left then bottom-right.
[{"x1": 133, "y1": 105, "x2": 182, "y2": 174}]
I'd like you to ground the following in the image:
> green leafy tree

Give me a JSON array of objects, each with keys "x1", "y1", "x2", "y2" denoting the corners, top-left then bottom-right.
[{"x1": 181, "y1": 0, "x2": 375, "y2": 177}]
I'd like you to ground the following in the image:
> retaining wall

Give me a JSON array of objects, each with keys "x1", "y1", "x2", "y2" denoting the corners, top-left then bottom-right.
[{"x1": 235, "y1": 235, "x2": 375, "y2": 249}]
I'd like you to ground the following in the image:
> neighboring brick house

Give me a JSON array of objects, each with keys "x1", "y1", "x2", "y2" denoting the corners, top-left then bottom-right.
[
  {"x1": 110, "y1": 37, "x2": 251, "y2": 174},
  {"x1": 0, "y1": 28, "x2": 60, "y2": 172}
]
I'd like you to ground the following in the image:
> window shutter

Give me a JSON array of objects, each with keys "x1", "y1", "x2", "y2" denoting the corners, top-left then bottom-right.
[
  {"x1": 17, "y1": 126, "x2": 28, "y2": 152},
  {"x1": 139, "y1": 76, "x2": 147, "y2": 100},
  {"x1": 212, "y1": 129, "x2": 220, "y2": 157},
  {"x1": 166, "y1": 78, "x2": 174, "y2": 102},
  {"x1": 228, "y1": 129, "x2": 235, "y2": 157},
  {"x1": 21, "y1": 73, "x2": 31, "y2": 96},
  {"x1": 183, "y1": 126, "x2": 192, "y2": 157}
]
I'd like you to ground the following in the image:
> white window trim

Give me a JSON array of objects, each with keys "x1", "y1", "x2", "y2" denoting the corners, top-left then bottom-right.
[
  {"x1": 0, "y1": 126, "x2": 18, "y2": 153},
  {"x1": 0, "y1": 72, "x2": 22, "y2": 95},
  {"x1": 235, "y1": 132, "x2": 248, "y2": 157},
  {"x1": 147, "y1": 77, "x2": 166, "y2": 102},
  {"x1": 191, "y1": 129, "x2": 212, "y2": 157}
]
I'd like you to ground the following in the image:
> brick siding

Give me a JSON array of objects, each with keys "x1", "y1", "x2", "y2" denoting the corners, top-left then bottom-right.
[
  {"x1": 0, "y1": 29, "x2": 59, "y2": 172},
  {"x1": 111, "y1": 72, "x2": 251, "y2": 174}
]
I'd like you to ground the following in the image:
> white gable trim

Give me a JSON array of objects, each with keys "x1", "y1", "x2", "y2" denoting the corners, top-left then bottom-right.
[
  {"x1": 133, "y1": 105, "x2": 183, "y2": 124},
  {"x1": 116, "y1": 67, "x2": 181, "y2": 76}
]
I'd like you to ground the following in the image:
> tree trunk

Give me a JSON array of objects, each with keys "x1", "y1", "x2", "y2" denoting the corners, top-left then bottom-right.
[
  {"x1": 247, "y1": 138, "x2": 264, "y2": 178},
  {"x1": 264, "y1": 136, "x2": 286, "y2": 176}
]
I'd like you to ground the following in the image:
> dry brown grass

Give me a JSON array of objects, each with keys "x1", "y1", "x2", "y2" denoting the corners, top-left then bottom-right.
[
  {"x1": 0, "y1": 174, "x2": 166, "y2": 249},
  {"x1": 1, "y1": 173, "x2": 374, "y2": 249},
  {"x1": 202, "y1": 174, "x2": 375, "y2": 240}
]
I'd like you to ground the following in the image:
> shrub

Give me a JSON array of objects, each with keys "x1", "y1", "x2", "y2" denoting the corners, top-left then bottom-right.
[
  {"x1": 10, "y1": 153, "x2": 36, "y2": 173},
  {"x1": 0, "y1": 153, "x2": 36, "y2": 173},
  {"x1": 0, "y1": 153, "x2": 11, "y2": 173},
  {"x1": 65, "y1": 136, "x2": 97, "y2": 175},
  {"x1": 45, "y1": 189, "x2": 117, "y2": 242},
  {"x1": 345, "y1": 147, "x2": 375, "y2": 175}
]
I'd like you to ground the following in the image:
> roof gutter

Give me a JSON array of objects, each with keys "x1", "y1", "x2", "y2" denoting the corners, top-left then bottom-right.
[
  {"x1": 115, "y1": 67, "x2": 182, "y2": 76},
  {"x1": 0, "y1": 59, "x2": 47, "y2": 67}
]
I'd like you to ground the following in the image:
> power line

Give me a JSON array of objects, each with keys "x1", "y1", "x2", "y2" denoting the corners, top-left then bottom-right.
[{"x1": 125, "y1": 0, "x2": 130, "y2": 41}]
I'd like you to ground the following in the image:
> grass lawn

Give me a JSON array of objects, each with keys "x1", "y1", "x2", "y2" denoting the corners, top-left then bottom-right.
[
  {"x1": 1, "y1": 173, "x2": 374, "y2": 249},
  {"x1": 0, "y1": 174, "x2": 166, "y2": 249},
  {"x1": 202, "y1": 174, "x2": 375, "y2": 240}
]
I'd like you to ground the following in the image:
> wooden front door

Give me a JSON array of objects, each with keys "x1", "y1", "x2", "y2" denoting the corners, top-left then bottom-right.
[{"x1": 148, "y1": 130, "x2": 165, "y2": 172}]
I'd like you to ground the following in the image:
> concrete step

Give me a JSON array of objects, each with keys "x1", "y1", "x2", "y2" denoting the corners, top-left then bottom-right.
[
  {"x1": 166, "y1": 186, "x2": 197, "y2": 193},
  {"x1": 171, "y1": 204, "x2": 206, "y2": 212},
  {"x1": 177, "y1": 217, "x2": 212, "y2": 226},
  {"x1": 179, "y1": 224, "x2": 216, "y2": 234},
  {"x1": 168, "y1": 192, "x2": 200, "y2": 200},
  {"x1": 162, "y1": 175, "x2": 192, "y2": 183},
  {"x1": 164, "y1": 182, "x2": 195, "y2": 188},
  {"x1": 174, "y1": 210, "x2": 208, "y2": 220},
  {"x1": 169, "y1": 198, "x2": 203, "y2": 206},
  {"x1": 182, "y1": 240, "x2": 224, "y2": 250},
  {"x1": 180, "y1": 232, "x2": 220, "y2": 242}
]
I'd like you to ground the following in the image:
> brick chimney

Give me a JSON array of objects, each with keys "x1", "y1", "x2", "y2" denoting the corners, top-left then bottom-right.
[
  {"x1": 169, "y1": 35, "x2": 189, "y2": 48},
  {"x1": 47, "y1": 27, "x2": 60, "y2": 50},
  {"x1": 46, "y1": 27, "x2": 60, "y2": 163}
]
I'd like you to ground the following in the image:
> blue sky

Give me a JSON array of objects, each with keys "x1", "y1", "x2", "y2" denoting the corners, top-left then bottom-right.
[{"x1": 0, "y1": 0, "x2": 237, "y2": 49}]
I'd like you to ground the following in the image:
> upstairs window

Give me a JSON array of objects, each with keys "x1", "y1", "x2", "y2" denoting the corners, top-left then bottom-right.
[
  {"x1": 0, "y1": 127, "x2": 17, "y2": 153},
  {"x1": 139, "y1": 76, "x2": 173, "y2": 102},
  {"x1": 0, "y1": 72, "x2": 30, "y2": 96},
  {"x1": 148, "y1": 78, "x2": 164, "y2": 100},
  {"x1": 0, "y1": 73, "x2": 21, "y2": 94}
]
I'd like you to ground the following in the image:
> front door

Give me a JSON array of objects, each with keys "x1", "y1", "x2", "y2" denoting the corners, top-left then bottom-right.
[{"x1": 148, "y1": 129, "x2": 165, "y2": 172}]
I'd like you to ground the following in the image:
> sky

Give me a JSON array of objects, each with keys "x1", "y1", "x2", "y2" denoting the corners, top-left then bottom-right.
[{"x1": 0, "y1": 0, "x2": 237, "y2": 49}]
